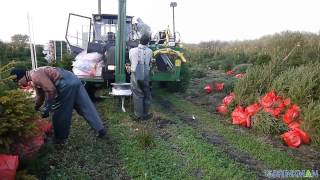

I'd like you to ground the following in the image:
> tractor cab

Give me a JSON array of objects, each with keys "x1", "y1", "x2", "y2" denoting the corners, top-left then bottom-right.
[
  {"x1": 90, "y1": 14, "x2": 138, "y2": 48},
  {"x1": 66, "y1": 13, "x2": 139, "y2": 84},
  {"x1": 151, "y1": 28, "x2": 181, "y2": 48},
  {"x1": 66, "y1": 13, "x2": 137, "y2": 54}
]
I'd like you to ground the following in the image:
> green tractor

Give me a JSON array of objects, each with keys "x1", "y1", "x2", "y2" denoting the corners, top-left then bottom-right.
[
  {"x1": 65, "y1": 0, "x2": 189, "y2": 97},
  {"x1": 149, "y1": 27, "x2": 190, "y2": 92}
]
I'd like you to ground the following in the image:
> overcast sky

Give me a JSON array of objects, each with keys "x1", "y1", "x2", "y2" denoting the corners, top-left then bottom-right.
[{"x1": 0, "y1": 0, "x2": 319, "y2": 44}]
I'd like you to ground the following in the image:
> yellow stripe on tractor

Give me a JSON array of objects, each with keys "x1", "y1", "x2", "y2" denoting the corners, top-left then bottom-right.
[{"x1": 153, "y1": 48, "x2": 187, "y2": 63}]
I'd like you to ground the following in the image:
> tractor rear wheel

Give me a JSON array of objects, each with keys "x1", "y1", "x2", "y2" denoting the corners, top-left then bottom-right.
[{"x1": 166, "y1": 62, "x2": 191, "y2": 92}]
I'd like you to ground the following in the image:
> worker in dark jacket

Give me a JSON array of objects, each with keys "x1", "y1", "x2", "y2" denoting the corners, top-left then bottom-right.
[
  {"x1": 129, "y1": 34, "x2": 153, "y2": 120},
  {"x1": 11, "y1": 66, "x2": 106, "y2": 144}
]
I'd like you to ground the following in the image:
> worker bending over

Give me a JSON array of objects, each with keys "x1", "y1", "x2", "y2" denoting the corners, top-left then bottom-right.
[
  {"x1": 129, "y1": 34, "x2": 153, "y2": 120},
  {"x1": 11, "y1": 66, "x2": 106, "y2": 144}
]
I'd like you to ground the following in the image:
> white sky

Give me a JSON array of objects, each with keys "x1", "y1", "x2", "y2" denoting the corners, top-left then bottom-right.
[{"x1": 0, "y1": 0, "x2": 319, "y2": 44}]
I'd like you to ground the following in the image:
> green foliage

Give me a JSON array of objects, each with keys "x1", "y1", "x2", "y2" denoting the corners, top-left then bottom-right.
[
  {"x1": 234, "y1": 59, "x2": 287, "y2": 105},
  {"x1": 0, "y1": 35, "x2": 47, "y2": 69},
  {"x1": 186, "y1": 31, "x2": 320, "y2": 73},
  {"x1": 233, "y1": 61, "x2": 320, "y2": 146},
  {"x1": 232, "y1": 63, "x2": 252, "y2": 74},
  {"x1": 0, "y1": 62, "x2": 38, "y2": 153},
  {"x1": 0, "y1": 90, "x2": 37, "y2": 152},
  {"x1": 136, "y1": 128, "x2": 155, "y2": 150},
  {"x1": 251, "y1": 111, "x2": 288, "y2": 135},
  {"x1": 57, "y1": 53, "x2": 74, "y2": 71},
  {"x1": 271, "y1": 63, "x2": 320, "y2": 105},
  {"x1": 301, "y1": 101, "x2": 320, "y2": 146},
  {"x1": 190, "y1": 66, "x2": 206, "y2": 78},
  {"x1": 11, "y1": 34, "x2": 29, "y2": 46},
  {"x1": 248, "y1": 53, "x2": 272, "y2": 65},
  {"x1": 0, "y1": 61, "x2": 17, "y2": 94}
]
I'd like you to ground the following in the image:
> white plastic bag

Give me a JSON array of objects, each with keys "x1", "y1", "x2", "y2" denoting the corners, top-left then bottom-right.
[
  {"x1": 72, "y1": 51, "x2": 104, "y2": 76},
  {"x1": 72, "y1": 67, "x2": 91, "y2": 76},
  {"x1": 73, "y1": 60, "x2": 96, "y2": 73},
  {"x1": 95, "y1": 61, "x2": 104, "y2": 77},
  {"x1": 75, "y1": 51, "x2": 102, "y2": 63}
]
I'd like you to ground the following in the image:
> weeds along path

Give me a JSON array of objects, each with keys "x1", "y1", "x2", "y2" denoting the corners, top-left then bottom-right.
[{"x1": 154, "y1": 90, "x2": 311, "y2": 170}]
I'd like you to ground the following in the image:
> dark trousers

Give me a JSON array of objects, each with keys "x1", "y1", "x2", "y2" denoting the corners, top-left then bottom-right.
[
  {"x1": 52, "y1": 69, "x2": 105, "y2": 140},
  {"x1": 130, "y1": 73, "x2": 152, "y2": 118}
]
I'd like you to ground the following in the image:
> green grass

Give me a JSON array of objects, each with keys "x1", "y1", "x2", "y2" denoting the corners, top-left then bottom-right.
[
  {"x1": 102, "y1": 100, "x2": 255, "y2": 179},
  {"x1": 157, "y1": 90, "x2": 306, "y2": 170},
  {"x1": 101, "y1": 106, "x2": 185, "y2": 179},
  {"x1": 155, "y1": 113, "x2": 257, "y2": 179},
  {"x1": 45, "y1": 116, "x2": 125, "y2": 179}
]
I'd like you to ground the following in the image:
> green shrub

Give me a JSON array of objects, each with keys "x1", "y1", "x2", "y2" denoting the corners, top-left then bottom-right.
[
  {"x1": 57, "y1": 53, "x2": 74, "y2": 71},
  {"x1": 249, "y1": 53, "x2": 272, "y2": 65},
  {"x1": 0, "y1": 62, "x2": 17, "y2": 94},
  {"x1": 186, "y1": 31, "x2": 320, "y2": 71},
  {"x1": 251, "y1": 111, "x2": 288, "y2": 135},
  {"x1": 0, "y1": 90, "x2": 36, "y2": 151},
  {"x1": 0, "y1": 63, "x2": 38, "y2": 153},
  {"x1": 0, "y1": 90, "x2": 37, "y2": 152},
  {"x1": 301, "y1": 101, "x2": 320, "y2": 146},
  {"x1": 190, "y1": 66, "x2": 206, "y2": 78},
  {"x1": 232, "y1": 64, "x2": 252, "y2": 74},
  {"x1": 208, "y1": 60, "x2": 223, "y2": 70},
  {"x1": 234, "y1": 59, "x2": 287, "y2": 105},
  {"x1": 271, "y1": 63, "x2": 320, "y2": 105}
]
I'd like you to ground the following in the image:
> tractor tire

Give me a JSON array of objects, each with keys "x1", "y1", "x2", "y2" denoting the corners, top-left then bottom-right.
[
  {"x1": 158, "y1": 81, "x2": 168, "y2": 88},
  {"x1": 166, "y1": 62, "x2": 191, "y2": 93}
]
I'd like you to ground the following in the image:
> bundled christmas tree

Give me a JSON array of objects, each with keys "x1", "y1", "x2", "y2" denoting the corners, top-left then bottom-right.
[{"x1": 0, "y1": 62, "x2": 38, "y2": 153}]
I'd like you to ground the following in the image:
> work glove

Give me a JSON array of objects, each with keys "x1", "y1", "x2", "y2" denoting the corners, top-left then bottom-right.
[
  {"x1": 52, "y1": 101, "x2": 62, "y2": 110},
  {"x1": 40, "y1": 105, "x2": 50, "y2": 118},
  {"x1": 41, "y1": 110, "x2": 50, "y2": 118},
  {"x1": 43, "y1": 99, "x2": 54, "y2": 112},
  {"x1": 34, "y1": 104, "x2": 41, "y2": 111},
  {"x1": 40, "y1": 99, "x2": 54, "y2": 118}
]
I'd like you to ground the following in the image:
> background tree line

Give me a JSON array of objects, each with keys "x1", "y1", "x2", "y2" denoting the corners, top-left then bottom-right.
[{"x1": 0, "y1": 34, "x2": 48, "y2": 68}]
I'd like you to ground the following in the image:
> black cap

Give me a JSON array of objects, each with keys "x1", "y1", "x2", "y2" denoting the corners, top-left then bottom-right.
[
  {"x1": 140, "y1": 33, "x2": 151, "y2": 45},
  {"x1": 10, "y1": 68, "x2": 26, "y2": 82}
]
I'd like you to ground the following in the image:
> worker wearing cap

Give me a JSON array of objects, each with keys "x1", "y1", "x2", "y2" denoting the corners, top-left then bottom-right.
[
  {"x1": 10, "y1": 66, "x2": 106, "y2": 144},
  {"x1": 129, "y1": 34, "x2": 153, "y2": 120}
]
